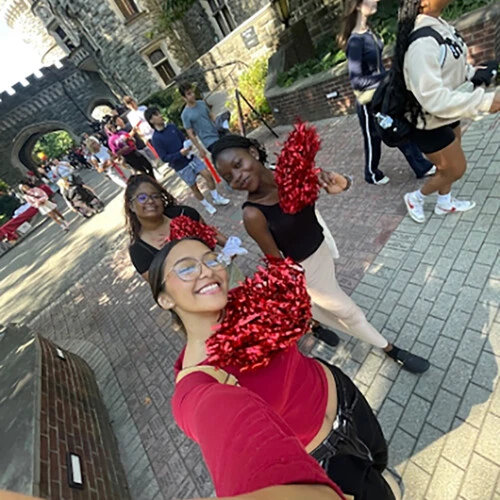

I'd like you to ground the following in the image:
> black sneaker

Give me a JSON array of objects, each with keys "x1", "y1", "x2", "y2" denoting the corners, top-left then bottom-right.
[
  {"x1": 312, "y1": 324, "x2": 340, "y2": 347},
  {"x1": 386, "y1": 345, "x2": 430, "y2": 374}
]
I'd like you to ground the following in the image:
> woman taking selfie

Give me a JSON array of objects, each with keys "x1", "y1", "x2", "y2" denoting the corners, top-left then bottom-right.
[{"x1": 149, "y1": 236, "x2": 401, "y2": 499}]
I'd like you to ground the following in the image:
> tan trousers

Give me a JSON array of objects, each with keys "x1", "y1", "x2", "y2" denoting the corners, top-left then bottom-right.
[{"x1": 301, "y1": 241, "x2": 389, "y2": 349}]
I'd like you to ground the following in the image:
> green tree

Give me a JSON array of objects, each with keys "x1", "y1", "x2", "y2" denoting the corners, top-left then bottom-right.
[{"x1": 33, "y1": 130, "x2": 75, "y2": 161}]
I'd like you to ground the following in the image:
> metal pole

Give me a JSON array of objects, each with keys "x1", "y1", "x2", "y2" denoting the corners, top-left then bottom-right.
[
  {"x1": 238, "y1": 91, "x2": 279, "y2": 139},
  {"x1": 235, "y1": 89, "x2": 246, "y2": 137}
]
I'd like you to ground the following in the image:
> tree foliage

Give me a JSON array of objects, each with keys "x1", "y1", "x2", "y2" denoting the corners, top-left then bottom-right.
[{"x1": 32, "y1": 130, "x2": 74, "y2": 161}]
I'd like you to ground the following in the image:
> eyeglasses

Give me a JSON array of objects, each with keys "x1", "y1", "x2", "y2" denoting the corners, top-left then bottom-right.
[
  {"x1": 165, "y1": 251, "x2": 226, "y2": 282},
  {"x1": 132, "y1": 193, "x2": 163, "y2": 205}
]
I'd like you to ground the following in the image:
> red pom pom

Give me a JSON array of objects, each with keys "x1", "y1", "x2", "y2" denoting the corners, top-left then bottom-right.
[
  {"x1": 275, "y1": 120, "x2": 321, "y2": 214},
  {"x1": 206, "y1": 256, "x2": 312, "y2": 371},
  {"x1": 168, "y1": 215, "x2": 218, "y2": 249}
]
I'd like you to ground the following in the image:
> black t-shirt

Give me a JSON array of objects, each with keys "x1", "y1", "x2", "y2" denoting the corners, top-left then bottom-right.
[
  {"x1": 128, "y1": 204, "x2": 201, "y2": 274},
  {"x1": 242, "y1": 201, "x2": 324, "y2": 262}
]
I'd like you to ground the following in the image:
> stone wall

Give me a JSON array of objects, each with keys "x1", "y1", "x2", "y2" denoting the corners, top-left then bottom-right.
[
  {"x1": 0, "y1": 60, "x2": 116, "y2": 184},
  {"x1": 174, "y1": 3, "x2": 283, "y2": 92},
  {"x1": 0, "y1": 325, "x2": 130, "y2": 500},
  {"x1": 266, "y1": 3, "x2": 500, "y2": 125},
  {"x1": 289, "y1": 0, "x2": 341, "y2": 45}
]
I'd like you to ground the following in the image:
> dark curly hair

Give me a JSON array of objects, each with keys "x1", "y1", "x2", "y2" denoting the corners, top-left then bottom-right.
[
  {"x1": 211, "y1": 134, "x2": 268, "y2": 167},
  {"x1": 124, "y1": 174, "x2": 177, "y2": 242},
  {"x1": 392, "y1": 0, "x2": 426, "y2": 126}
]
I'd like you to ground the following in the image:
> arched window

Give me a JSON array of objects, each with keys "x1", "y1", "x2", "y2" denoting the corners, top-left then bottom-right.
[{"x1": 114, "y1": 0, "x2": 140, "y2": 19}]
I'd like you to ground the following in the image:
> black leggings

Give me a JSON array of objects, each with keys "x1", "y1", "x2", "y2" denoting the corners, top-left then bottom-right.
[
  {"x1": 311, "y1": 363, "x2": 395, "y2": 500},
  {"x1": 123, "y1": 150, "x2": 155, "y2": 179}
]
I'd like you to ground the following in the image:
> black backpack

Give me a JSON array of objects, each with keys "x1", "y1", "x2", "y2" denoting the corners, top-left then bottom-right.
[{"x1": 371, "y1": 27, "x2": 451, "y2": 147}]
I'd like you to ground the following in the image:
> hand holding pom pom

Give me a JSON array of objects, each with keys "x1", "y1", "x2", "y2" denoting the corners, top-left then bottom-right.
[
  {"x1": 275, "y1": 121, "x2": 321, "y2": 214},
  {"x1": 206, "y1": 256, "x2": 312, "y2": 371},
  {"x1": 168, "y1": 215, "x2": 218, "y2": 250}
]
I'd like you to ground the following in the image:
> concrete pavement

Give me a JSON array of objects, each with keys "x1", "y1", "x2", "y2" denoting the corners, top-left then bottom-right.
[{"x1": 1, "y1": 112, "x2": 499, "y2": 499}]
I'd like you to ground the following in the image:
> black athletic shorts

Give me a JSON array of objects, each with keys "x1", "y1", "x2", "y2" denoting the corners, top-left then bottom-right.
[{"x1": 411, "y1": 121, "x2": 461, "y2": 155}]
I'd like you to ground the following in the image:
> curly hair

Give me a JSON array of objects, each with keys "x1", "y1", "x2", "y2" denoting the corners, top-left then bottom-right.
[
  {"x1": 211, "y1": 134, "x2": 268, "y2": 167},
  {"x1": 124, "y1": 174, "x2": 177, "y2": 242},
  {"x1": 392, "y1": 0, "x2": 426, "y2": 125}
]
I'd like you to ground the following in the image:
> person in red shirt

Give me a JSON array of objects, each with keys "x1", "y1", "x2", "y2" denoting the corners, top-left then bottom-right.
[{"x1": 148, "y1": 237, "x2": 401, "y2": 500}]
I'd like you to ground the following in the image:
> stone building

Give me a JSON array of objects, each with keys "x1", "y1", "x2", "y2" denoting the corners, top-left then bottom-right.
[{"x1": 1, "y1": 0, "x2": 343, "y2": 181}]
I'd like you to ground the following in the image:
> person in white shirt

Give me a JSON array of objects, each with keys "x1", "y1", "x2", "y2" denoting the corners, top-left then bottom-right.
[
  {"x1": 51, "y1": 159, "x2": 74, "y2": 180},
  {"x1": 86, "y1": 139, "x2": 128, "y2": 189},
  {"x1": 123, "y1": 96, "x2": 160, "y2": 164},
  {"x1": 391, "y1": 0, "x2": 500, "y2": 223}
]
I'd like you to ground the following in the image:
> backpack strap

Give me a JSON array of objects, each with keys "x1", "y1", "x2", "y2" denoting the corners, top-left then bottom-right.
[
  {"x1": 176, "y1": 365, "x2": 240, "y2": 386},
  {"x1": 408, "y1": 26, "x2": 447, "y2": 67}
]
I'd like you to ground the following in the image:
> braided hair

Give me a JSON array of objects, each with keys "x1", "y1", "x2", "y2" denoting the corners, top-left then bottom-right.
[
  {"x1": 124, "y1": 174, "x2": 177, "y2": 242},
  {"x1": 392, "y1": 0, "x2": 426, "y2": 125}
]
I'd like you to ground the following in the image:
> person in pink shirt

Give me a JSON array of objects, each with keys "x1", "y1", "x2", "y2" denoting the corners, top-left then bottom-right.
[
  {"x1": 106, "y1": 117, "x2": 156, "y2": 179},
  {"x1": 19, "y1": 184, "x2": 69, "y2": 231}
]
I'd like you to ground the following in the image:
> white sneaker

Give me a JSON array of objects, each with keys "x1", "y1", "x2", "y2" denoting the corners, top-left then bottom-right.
[
  {"x1": 424, "y1": 165, "x2": 437, "y2": 176},
  {"x1": 404, "y1": 192, "x2": 425, "y2": 223},
  {"x1": 202, "y1": 202, "x2": 217, "y2": 215},
  {"x1": 373, "y1": 176, "x2": 390, "y2": 185},
  {"x1": 434, "y1": 198, "x2": 476, "y2": 215},
  {"x1": 212, "y1": 193, "x2": 230, "y2": 206}
]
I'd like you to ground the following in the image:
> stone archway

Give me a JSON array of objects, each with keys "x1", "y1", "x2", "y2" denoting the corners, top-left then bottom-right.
[
  {"x1": 10, "y1": 121, "x2": 79, "y2": 174},
  {"x1": 87, "y1": 96, "x2": 117, "y2": 120}
]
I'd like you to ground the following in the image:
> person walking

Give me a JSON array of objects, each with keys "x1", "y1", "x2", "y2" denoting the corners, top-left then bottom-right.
[
  {"x1": 339, "y1": 0, "x2": 436, "y2": 185},
  {"x1": 149, "y1": 236, "x2": 402, "y2": 500},
  {"x1": 145, "y1": 107, "x2": 229, "y2": 215},
  {"x1": 19, "y1": 184, "x2": 69, "y2": 231},
  {"x1": 179, "y1": 82, "x2": 220, "y2": 157},
  {"x1": 106, "y1": 117, "x2": 156, "y2": 179},
  {"x1": 123, "y1": 96, "x2": 159, "y2": 160},
  {"x1": 392, "y1": 0, "x2": 500, "y2": 222},
  {"x1": 86, "y1": 138, "x2": 128, "y2": 189},
  {"x1": 213, "y1": 135, "x2": 430, "y2": 373},
  {"x1": 51, "y1": 158, "x2": 74, "y2": 180}
]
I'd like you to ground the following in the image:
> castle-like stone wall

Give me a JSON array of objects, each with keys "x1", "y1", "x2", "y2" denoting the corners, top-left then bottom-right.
[{"x1": 0, "y1": 60, "x2": 116, "y2": 184}]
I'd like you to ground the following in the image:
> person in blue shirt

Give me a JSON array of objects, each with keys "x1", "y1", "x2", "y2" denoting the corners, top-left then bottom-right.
[
  {"x1": 338, "y1": 0, "x2": 436, "y2": 185},
  {"x1": 145, "y1": 107, "x2": 230, "y2": 216}
]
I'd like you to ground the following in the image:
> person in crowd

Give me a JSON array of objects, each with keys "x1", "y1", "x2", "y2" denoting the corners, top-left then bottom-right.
[
  {"x1": 213, "y1": 135, "x2": 430, "y2": 373},
  {"x1": 339, "y1": 0, "x2": 436, "y2": 185},
  {"x1": 125, "y1": 174, "x2": 227, "y2": 282},
  {"x1": 179, "y1": 82, "x2": 221, "y2": 157},
  {"x1": 395, "y1": 0, "x2": 500, "y2": 222},
  {"x1": 145, "y1": 107, "x2": 230, "y2": 216},
  {"x1": 19, "y1": 183, "x2": 69, "y2": 231},
  {"x1": 106, "y1": 117, "x2": 156, "y2": 179},
  {"x1": 123, "y1": 96, "x2": 159, "y2": 159},
  {"x1": 51, "y1": 158, "x2": 74, "y2": 180},
  {"x1": 86, "y1": 138, "x2": 128, "y2": 189},
  {"x1": 149, "y1": 236, "x2": 402, "y2": 500}
]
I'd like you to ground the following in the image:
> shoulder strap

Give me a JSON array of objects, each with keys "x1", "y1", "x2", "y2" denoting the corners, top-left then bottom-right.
[
  {"x1": 408, "y1": 26, "x2": 447, "y2": 67},
  {"x1": 176, "y1": 365, "x2": 240, "y2": 386},
  {"x1": 408, "y1": 26, "x2": 445, "y2": 46}
]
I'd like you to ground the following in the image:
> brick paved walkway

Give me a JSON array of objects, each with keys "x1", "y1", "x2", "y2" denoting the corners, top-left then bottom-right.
[{"x1": 28, "y1": 112, "x2": 500, "y2": 500}]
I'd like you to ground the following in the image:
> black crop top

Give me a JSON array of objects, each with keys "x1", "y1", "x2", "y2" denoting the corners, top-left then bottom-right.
[
  {"x1": 242, "y1": 201, "x2": 324, "y2": 262},
  {"x1": 128, "y1": 204, "x2": 201, "y2": 274}
]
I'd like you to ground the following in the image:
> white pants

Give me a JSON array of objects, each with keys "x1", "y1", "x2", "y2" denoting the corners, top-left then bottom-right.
[{"x1": 301, "y1": 241, "x2": 388, "y2": 349}]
